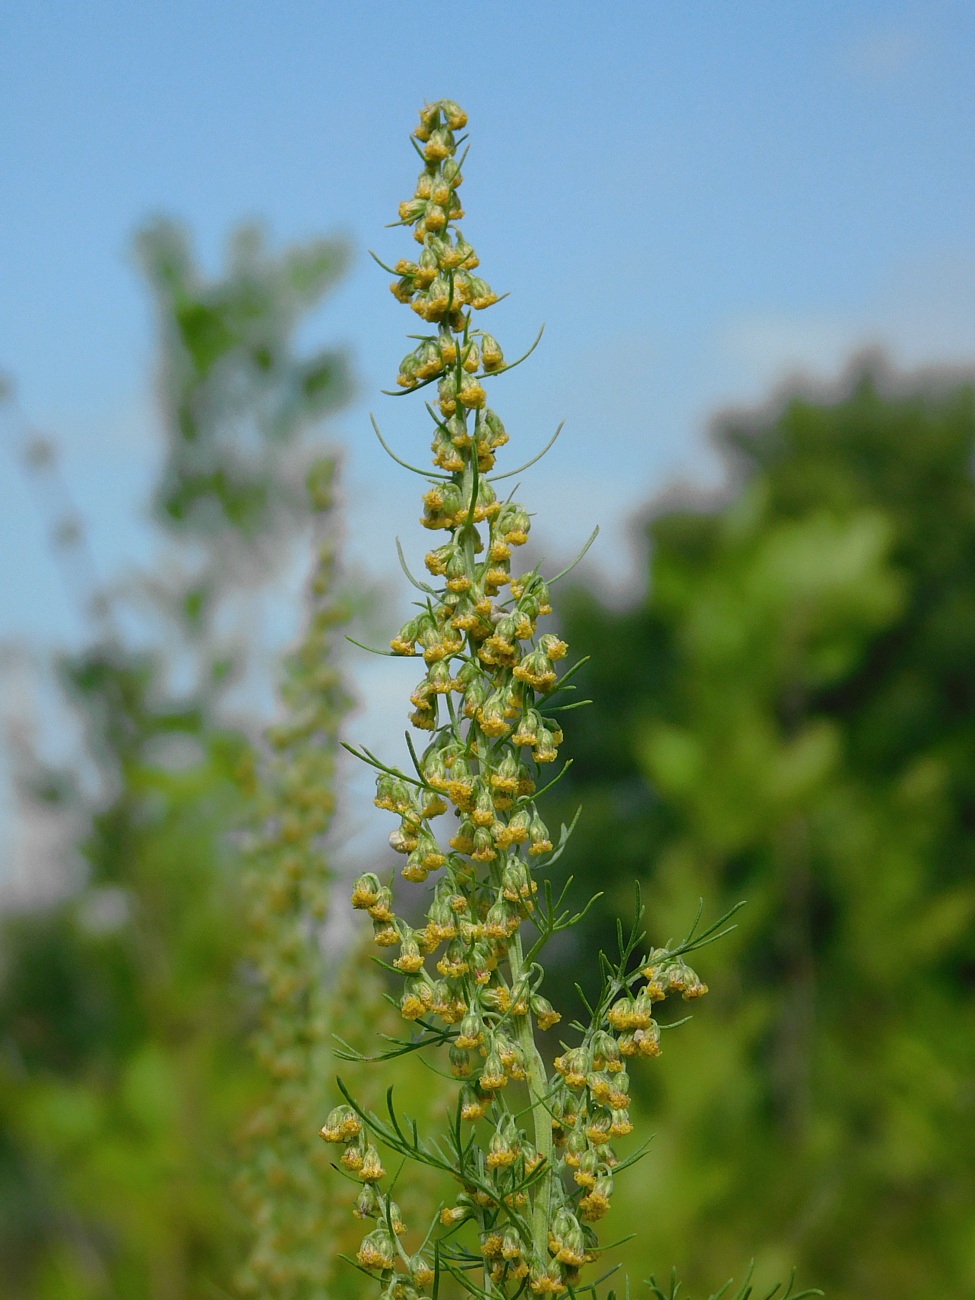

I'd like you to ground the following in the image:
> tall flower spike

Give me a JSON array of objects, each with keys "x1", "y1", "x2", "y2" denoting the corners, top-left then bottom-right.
[
  {"x1": 331, "y1": 99, "x2": 745, "y2": 1300},
  {"x1": 236, "y1": 459, "x2": 355, "y2": 1298}
]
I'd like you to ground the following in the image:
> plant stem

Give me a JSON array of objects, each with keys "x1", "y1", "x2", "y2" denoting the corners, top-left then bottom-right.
[{"x1": 507, "y1": 931, "x2": 553, "y2": 1259}]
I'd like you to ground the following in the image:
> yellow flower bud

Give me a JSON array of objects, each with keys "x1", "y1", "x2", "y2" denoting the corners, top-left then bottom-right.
[
  {"x1": 351, "y1": 872, "x2": 382, "y2": 909},
  {"x1": 422, "y1": 126, "x2": 454, "y2": 162},
  {"x1": 393, "y1": 936, "x2": 425, "y2": 973},
  {"x1": 531, "y1": 993, "x2": 561, "y2": 1030},
  {"x1": 441, "y1": 100, "x2": 467, "y2": 129},
  {"x1": 398, "y1": 197, "x2": 427, "y2": 224},
  {"x1": 423, "y1": 202, "x2": 447, "y2": 232},
  {"x1": 320, "y1": 1104, "x2": 361, "y2": 1143},
  {"x1": 440, "y1": 1203, "x2": 472, "y2": 1226},
  {"x1": 411, "y1": 1255, "x2": 436, "y2": 1288},
  {"x1": 359, "y1": 1144, "x2": 385, "y2": 1182},
  {"x1": 479, "y1": 1050, "x2": 507, "y2": 1091},
  {"x1": 357, "y1": 1227, "x2": 395, "y2": 1271},
  {"x1": 480, "y1": 333, "x2": 504, "y2": 371}
]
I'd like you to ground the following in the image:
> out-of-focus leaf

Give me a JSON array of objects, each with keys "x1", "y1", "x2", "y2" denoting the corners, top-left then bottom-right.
[{"x1": 546, "y1": 361, "x2": 975, "y2": 1298}]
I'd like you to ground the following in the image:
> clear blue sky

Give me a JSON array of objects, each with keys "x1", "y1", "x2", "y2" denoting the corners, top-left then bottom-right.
[
  {"x1": 2, "y1": 1, "x2": 974, "y2": 866},
  {"x1": 3, "y1": 0, "x2": 974, "y2": 627}
]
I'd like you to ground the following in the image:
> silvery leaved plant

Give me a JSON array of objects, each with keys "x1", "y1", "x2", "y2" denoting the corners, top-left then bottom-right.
[{"x1": 322, "y1": 101, "x2": 819, "y2": 1300}]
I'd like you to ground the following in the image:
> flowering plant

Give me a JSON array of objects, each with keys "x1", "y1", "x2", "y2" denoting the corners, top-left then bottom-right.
[{"x1": 322, "y1": 100, "x2": 818, "y2": 1300}]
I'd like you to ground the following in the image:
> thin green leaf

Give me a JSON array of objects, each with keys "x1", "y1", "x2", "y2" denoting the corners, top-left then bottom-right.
[
  {"x1": 370, "y1": 412, "x2": 448, "y2": 477},
  {"x1": 546, "y1": 655, "x2": 592, "y2": 698},
  {"x1": 519, "y1": 758, "x2": 573, "y2": 804},
  {"x1": 549, "y1": 525, "x2": 599, "y2": 583},
  {"x1": 481, "y1": 323, "x2": 545, "y2": 383},
  {"x1": 345, "y1": 634, "x2": 398, "y2": 657},
  {"x1": 368, "y1": 248, "x2": 400, "y2": 275},
  {"x1": 396, "y1": 537, "x2": 438, "y2": 594},
  {"x1": 490, "y1": 419, "x2": 564, "y2": 482}
]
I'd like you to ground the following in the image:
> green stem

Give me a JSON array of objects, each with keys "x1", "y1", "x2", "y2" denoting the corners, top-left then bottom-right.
[
  {"x1": 507, "y1": 930, "x2": 553, "y2": 1261},
  {"x1": 472, "y1": 714, "x2": 553, "y2": 1264}
]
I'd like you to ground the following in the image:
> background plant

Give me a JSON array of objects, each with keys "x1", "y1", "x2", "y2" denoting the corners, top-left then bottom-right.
[
  {"x1": 234, "y1": 452, "x2": 454, "y2": 1300},
  {"x1": 0, "y1": 219, "x2": 353, "y2": 1299},
  {"x1": 545, "y1": 362, "x2": 975, "y2": 1299}
]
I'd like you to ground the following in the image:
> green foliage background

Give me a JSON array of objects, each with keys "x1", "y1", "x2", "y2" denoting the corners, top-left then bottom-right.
[
  {"x1": 546, "y1": 364, "x2": 975, "y2": 1299},
  {"x1": 1, "y1": 203, "x2": 972, "y2": 1300},
  {"x1": 0, "y1": 220, "x2": 356, "y2": 1299}
]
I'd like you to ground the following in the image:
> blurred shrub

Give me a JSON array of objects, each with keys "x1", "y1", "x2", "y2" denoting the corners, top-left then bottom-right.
[
  {"x1": 547, "y1": 361, "x2": 975, "y2": 1298},
  {"x1": 0, "y1": 220, "x2": 351, "y2": 1298},
  {"x1": 136, "y1": 218, "x2": 350, "y2": 544}
]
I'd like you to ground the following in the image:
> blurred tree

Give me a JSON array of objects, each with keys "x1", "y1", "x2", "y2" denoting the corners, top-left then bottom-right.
[
  {"x1": 548, "y1": 360, "x2": 975, "y2": 1299},
  {"x1": 138, "y1": 218, "x2": 350, "y2": 547},
  {"x1": 0, "y1": 221, "x2": 352, "y2": 1298}
]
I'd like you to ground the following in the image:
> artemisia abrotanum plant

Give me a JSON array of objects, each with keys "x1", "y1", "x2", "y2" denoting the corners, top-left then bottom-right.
[{"x1": 321, "y1": 99, "x2": 760, "y2": 1300}]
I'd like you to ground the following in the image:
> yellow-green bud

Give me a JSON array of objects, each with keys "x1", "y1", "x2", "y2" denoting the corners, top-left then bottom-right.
[
  {"x1": 411, "y1": 1254, "x2": 436, "y2": 1288},
  {"x1": 579, "y1": 1174, "x2": 614, "y2": 1222},
  {"x1": 531, "y1": 993, "x2": 561, "y2": 1030},
  {"x1": 354, "y1": 1184, "x2": 379, "y2": 1218},
  {"x1": 422, "y1": 126, "x2": 454, "y2": 163},
  {"x1": 502, "y1": 1225, "x2": 525, "y2": 1260},
  {"x1": 554, "y1": 1046, "x2": 590, "y2": 1089},
  {"x1": 480, "y1": 333, "x2": 504, "y2": 371},
  {"x1": 440, "y1": 100, "x2": 467, "y2": 130},
  {"x1": 398, "y1": 197, "x2": 427, "y2": 224},
  {"x1": 357, "y1": 1227, "x2": 395, "y2": 1270},
  {"x1": 359, "y1": 1144, "x2": 385, "y2": 1182},
  {"x1": 423, "y1": 202, "x2": 447, "y2": 232},
  {"x1": 458, "y1": 374, "x2": 486, "y2": 409},
  {"x1": 453, "y1": 231, "x2": 478, "y2": 268},
  {"x1": 414, "y1": 104, "x2": 438, "y2": 141},
  {"x1": 416, "y1": 245, "x2": 438, "y2": 285},
  {"x1": 466, "y1": 275, "x2": 497, "y2": 310},
  {"x1": 351, "y1": 872, "x2": 382, "y2": 909},
  {"x1": 320, "y1": 1104, "x2": 361, "y2": 1143},
  {"x1": 479, "y1": 1049, "x2": 507, "y2": 1091},
  {"x1": 528, "y1": 809, "x2": 553, "y2": 855},
  {"x1": 449, "y1": 1044, "x2": 473, "y2": 1077}
]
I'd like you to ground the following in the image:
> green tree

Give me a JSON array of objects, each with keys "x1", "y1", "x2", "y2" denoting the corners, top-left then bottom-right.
[
  {"x1": 0, "y1": 220, "x2": 350, "y2": 1299},
  {"x1": 547, "y1": 361, "x2": 975, "y2": 1298}
]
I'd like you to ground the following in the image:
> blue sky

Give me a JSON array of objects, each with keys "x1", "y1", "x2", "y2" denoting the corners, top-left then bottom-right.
[{"x1": 2, "y1": 1, "x2": 975, "y2": 870}]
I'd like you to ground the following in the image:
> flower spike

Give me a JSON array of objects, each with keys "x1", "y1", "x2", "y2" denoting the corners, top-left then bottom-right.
[{"x1": 328, "y1": 98, "x2": 741, "y2": 1300}]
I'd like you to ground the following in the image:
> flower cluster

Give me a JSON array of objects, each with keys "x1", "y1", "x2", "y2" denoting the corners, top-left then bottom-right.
[
  {"x1": 236, "y1": 459, "x2": 354, "y2": 1297},
  {"x1": 323, "y1": 100, "x2": 713, "y2": 1300}
]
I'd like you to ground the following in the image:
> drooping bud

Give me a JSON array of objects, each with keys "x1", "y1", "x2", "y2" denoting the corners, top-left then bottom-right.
[
  {"x1": 357, "y1": 1226, "x2": 395, "y2": 1271},
  {"x1": 528, "y1": 808, "x2": 553, "y2": 855},
  {"x1": 354, "y1": 1183, "x2": 380, "y2": 1219},
  {"x1": 579, "y1": 1173, "x2": 614, "y2": 1222},
  {"x1": 449, "y1": 1044, "x2": 473, "y2": 1077},
  {"x1": 479, "y1": 1049, "x2": 507, "y2": 1091},
  {"x1": 531, "y1": 993, "x2": 561, "y2": 1030},
  {"x1": 411, "y1": 1254, "x2": 436, "y2": 1288},
  {"x1": 554, "y1": 1046, "x2": 590, "y2": 1090},
  {"x1": 441, "y1": 100, "x2": 468, "y2": 129},
  {"x1": 350, "y1": 872, "x2": 382, "y2": 909},
  {"x1": 359, "y1": 1144, "x2": 386, "y2": 1183},
  {"x1": 320, "y1": 1104, "x2": 361, "y2": 1143},
  {"x1": 459, "y1": 1084, "x2": 489, "y2": 1121},
  {"x1": 480, "y1": 333, "x2": 504, "y2": 372}
]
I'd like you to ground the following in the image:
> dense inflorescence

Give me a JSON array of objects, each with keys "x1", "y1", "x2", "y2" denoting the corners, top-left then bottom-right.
[
  {"x1": 236, "y1": 458, "x2": 354, "y2": 1298},
  {"x1": 323, "y1": 100, "x2": 714, "y2": 1300}
]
